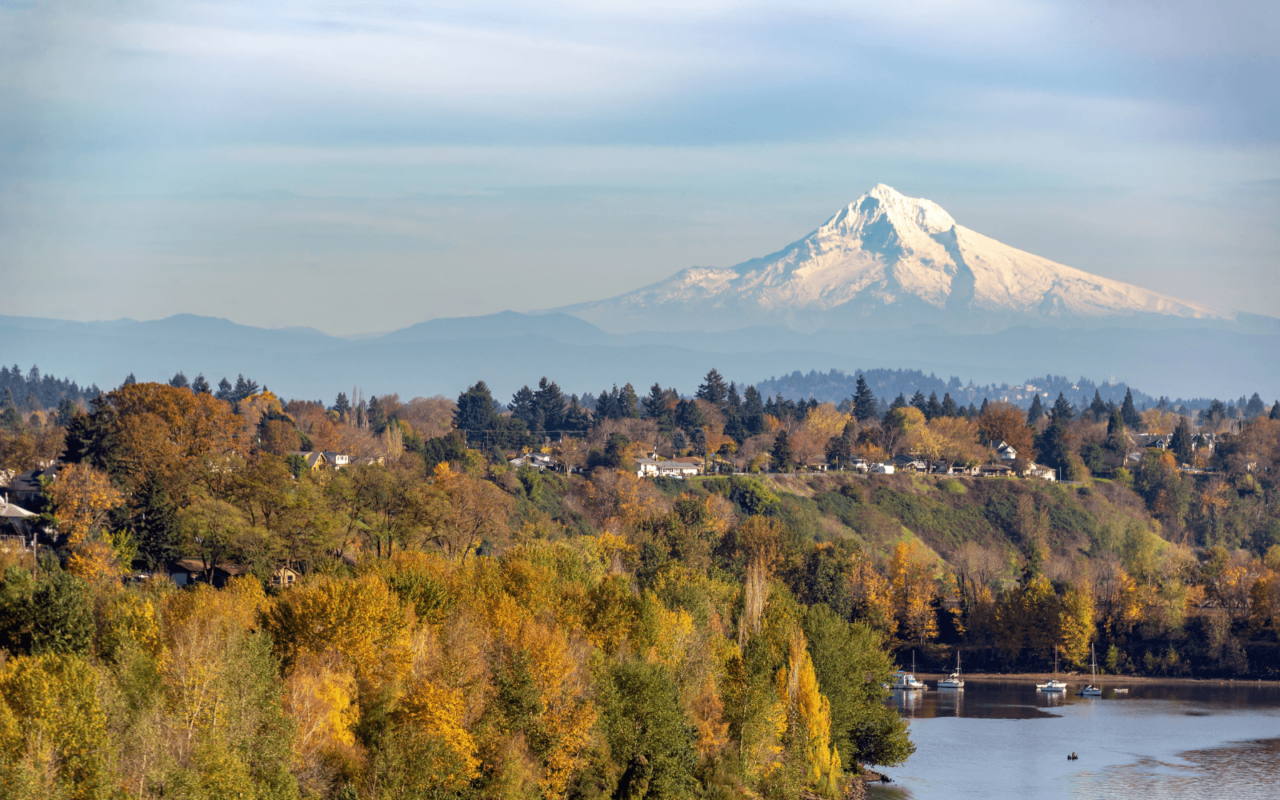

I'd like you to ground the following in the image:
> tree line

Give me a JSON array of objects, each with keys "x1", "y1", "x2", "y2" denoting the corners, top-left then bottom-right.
[{"x1": 0, "y1": 380, "x2": 915, "y2": 799}]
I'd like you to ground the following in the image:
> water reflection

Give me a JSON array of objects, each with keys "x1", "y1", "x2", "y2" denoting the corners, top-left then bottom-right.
[
  {"x1": 891, "y1": 680, "x2": 1064, "y2": 720},
  {"x1": 932, "y1": 688, "x2": 963, "y2": 718},
  {"x1": 869, "y1": 681, "x2": 1280, "y2": 800}
]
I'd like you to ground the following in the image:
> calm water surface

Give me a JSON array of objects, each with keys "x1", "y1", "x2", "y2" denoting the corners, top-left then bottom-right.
[{"x1": 868, "y1": 680, "x2": 1280, "y2": 800}]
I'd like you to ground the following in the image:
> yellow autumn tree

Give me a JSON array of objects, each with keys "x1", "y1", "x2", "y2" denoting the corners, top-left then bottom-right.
[
  {"x1": 263, "y1": 573, "x2": 412, "y2": 690},
  {"x1": 0, "y1": 653, "x2": 110, "y2": 799},
  {"x1": 510, "y1": 618, "x2": 597, "y2": 799},
  {"x1": 1057, "y1": 584, "x2": 1095, "y2": 668},
  {"x1": 646, "y1": 594, "x2": 696, "y2": 672},
  {"x1": 394, "y1": 676, "x2": 480, "y2": 791},
  {"x1": 98, "y1": 588, "x2": 164, "y2": 663},
  {"x1": 691, "y1": 674, "x2": 730, "y2": 759},
  {"x1": 776, "y1": 631, "x2": 842, "y2": 799},
  {"x1": 888, "y1": 539, "x2": 939, "y2": 645},
  {"x1": 47, "y1": 462, "x2": 126, "y2": 580},
  {"x1": 847, "y1": 550, "x2": 897, "y2": 637},
  {"x1": 285, "y1": 650, "x2": 361, "y2": 784}
]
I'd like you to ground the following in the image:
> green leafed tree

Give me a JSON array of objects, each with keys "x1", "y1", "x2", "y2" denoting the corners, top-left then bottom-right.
[
  {"x1": 803, "y1": 604, "x2": 914, "y2": 770},
  {"x1": 599, "y1": 661, "x2": 700, "y2": 800}
]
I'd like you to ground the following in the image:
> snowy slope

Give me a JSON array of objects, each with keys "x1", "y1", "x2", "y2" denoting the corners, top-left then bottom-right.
[{"x1": 561, "y1": 184, "x2": 1230, "y2": 333}]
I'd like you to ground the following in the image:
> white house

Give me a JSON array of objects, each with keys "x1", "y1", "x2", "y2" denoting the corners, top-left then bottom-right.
[
  {"x1": 989, "y1": 441, "x2": 1018, "y2": 461},
  {"x1": 636, "y1": 458, "x2": 701, "y2": 479},
  {"x1": 869, "y1": 463, "x2": 895, "y2": 474},
  {"x1": 1023, "y1": 462, "x2": 1057, "y2": 481}
]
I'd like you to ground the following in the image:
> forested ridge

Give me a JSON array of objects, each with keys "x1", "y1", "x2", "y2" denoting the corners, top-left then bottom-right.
[{"x1": 0, "y1": 369, "x2": 1278, "y2": 800}]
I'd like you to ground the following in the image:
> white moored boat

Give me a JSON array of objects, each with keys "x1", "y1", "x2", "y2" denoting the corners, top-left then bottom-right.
[
  {"x1": 1036, "y1": 646, "x2": 1069, "y2": 693},
  {"x1": 890, "y1": 652, "x2": 927, "y2": 691},
  {"x1": 937, "y1": 652, "x2": 964, "y2": 689},
  {"x1": 1077, "y1": 643, "x2": 1103, "y2": 696}
]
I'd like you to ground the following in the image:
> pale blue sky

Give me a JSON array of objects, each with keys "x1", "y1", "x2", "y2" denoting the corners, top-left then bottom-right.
[{"x1": 2, "y1": 0, "x2": 1277, "y2": 335}]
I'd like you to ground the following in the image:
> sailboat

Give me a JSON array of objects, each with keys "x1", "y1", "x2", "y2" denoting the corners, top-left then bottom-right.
[
  {"x1": 1077, "y1": 643, "x2": 1103, "y2": 696},
  {"x1": 890, "y1": 651, "x2": 927, "y2": 691},
  {"x1": 1036, "y1": 646, "x2": 1068, "y2": 693},
  {"x1": 937, "y1": 651, "x2": 964, "y2": 689}
]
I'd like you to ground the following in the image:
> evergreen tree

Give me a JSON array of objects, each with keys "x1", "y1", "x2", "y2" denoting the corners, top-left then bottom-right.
[
  {"x1": 1027, "y1": 394, "x2": 1045, "y2": 425},
  {"x1": 618, "y1": 383, "x2": 640, "y2": 419},
  {"x1": 979, "y1": 398, "x2": 989, "y2": 415},
  {"x1": 925, "y1": 392, "x2": 942, "y2": 421},
  {"x1": 940, "y1": 393, "x2": 958, "y2": 418},
  {"x1": 534, "y1": 377, "x2": 567, "y2": 433},
  {"x1": 562, "y1": 397, "x2": 592, "y2": 435},
  {"x1": 671, "y1": 428, "x2": 688, "y2": 452},
  {"x1": 191, "y1": 373, "x2": 211, "y2": 394},
  {"x1": 771, "y1": 429, "x2": 793, "y2": 472},
  {"x1": 1051, "y1": 392, "x2": 1074, "y2": 423},
  {"x1": 1035, "y1": 419, "x2": 1081, "y2": 480},
  {"x1": 1106, "y1": 408, "x2": 1126, "y2": 455},
  {"x1": 675, "y1": 399, "x2": 706, "y2": 433},
  {"x1": 333, "y1": 391, "x2": 351, "y2": 416},
  {"x1": 642, "y1": 382, "x2": 667, "y2": 419},
  {"x1": 1089, "y1": 390, "x2": 1108, "y2": 421},
  {"x1": 454, "y1": 381, "x2": 501, "y2": 443},
  {"x1": 1120, "y1": 388, "x2": 1141, "y2": 429},
  {"x1": 168, "y1": 372, "x2": 190, "y2": 390},
  {"x1": 55, "y1": 396, "x2": 80, "y2": 426},
  {"x1": 122, "y1": 373, "x2": 137, "y2": 387},
  {"x1": 367, "y1": 395, "x2": 387, "y2": 433},
  {"x1": 1245, "y1": 393, "x2": 1266, "y2": 419},
  {"x1": 1202, "y1": 400, "x2": 1228, "y2": 427},
  {"x1": 825, "y1": 421, "x2": 856, "y2": 468},
  {"x1": 910, "y1": 390, "x2": 928, "y2": 414},
  {"x1": 1271, "y1": 401, "x2": 1280, "y2": 421},
  {"x1": 595, "y1": 386, "x2": 616, "y2": 420},
  {"x1": 852, "y1": 375, "x2": 878, "y2": 422},
  {"x1": 1170, "y1": 416, "x2": 1194, "y2": 463},
  {"x1": 0, "y1": 570, "x2": 93, "y2": 656},
  {"x1": 726, "y1": 382, "x2": 742, "y2": 416},
  {"x1": 232, "y1": 374, "x2": 259, "y2": 402},
  {"x1": 695, "y1": 368, "x2": 729, "y2": 409},
  {"x1": 510, "y1": 386, "x2": 538, "y2": 431},
  {"x1": 132, "y1": 474, "x2": 181, "y2": 571},
  {"x1": 743, "y1": 385, "x2": 766, "y2": 435},
  {"x1": 0, "y1": 405, "x2": 21, "y2": 432},
  {"x1": 215, "y1": 377, "x2": 234, "y2": 401},
  {"x1": 883, "y1": 393, "x2": 908, "y2": 426}
]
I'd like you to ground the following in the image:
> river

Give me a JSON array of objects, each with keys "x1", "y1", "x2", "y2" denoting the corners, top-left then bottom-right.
[{"x1": 868, "y1": 679, "x2": 1280, "y2": 799}]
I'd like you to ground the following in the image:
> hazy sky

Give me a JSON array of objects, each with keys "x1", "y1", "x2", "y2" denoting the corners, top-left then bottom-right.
[{"x1": 2, "y1": 0, "x2": 1277, "y2": 335}]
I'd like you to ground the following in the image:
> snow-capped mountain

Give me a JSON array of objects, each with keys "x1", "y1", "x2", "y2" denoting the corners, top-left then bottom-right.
[{"x1": 558, "y1": 184, "x2": 1231, "y2": 333}]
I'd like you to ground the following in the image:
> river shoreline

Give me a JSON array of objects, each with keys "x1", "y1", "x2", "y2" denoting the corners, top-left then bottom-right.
[{"x1": 911, "y1": 671, "x2": 1280, "y2": 687}]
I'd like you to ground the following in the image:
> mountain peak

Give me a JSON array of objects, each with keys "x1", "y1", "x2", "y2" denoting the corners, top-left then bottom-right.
[
  {"x1": 821, "y1": 185, "x2": 956, "y2": 239},
  {"x1": 866, "y1": 183, "x2": 904, "y2": 200},
  {"x1": 557, "y1": 186, "x2": 1230, "y2": 334}
]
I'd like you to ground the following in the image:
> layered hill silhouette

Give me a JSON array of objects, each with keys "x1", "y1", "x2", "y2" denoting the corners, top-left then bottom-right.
[{"x1": 4, "y1": 185, "x2": 1275, "y2": 401}]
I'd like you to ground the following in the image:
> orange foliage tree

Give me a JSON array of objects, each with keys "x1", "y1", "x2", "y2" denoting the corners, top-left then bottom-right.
[
  {"x1": 978, "y1": 401, "x2": 1036, "y2": 462},
  {"x1": 47, "y1": 462, "x2": 126, "y2": 580}
]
